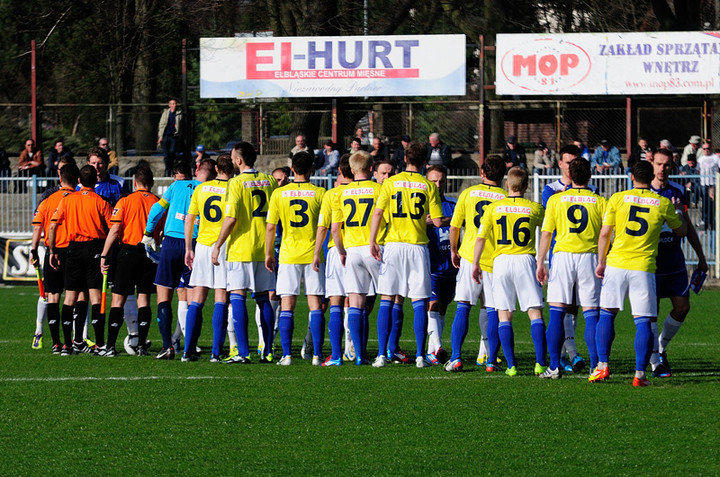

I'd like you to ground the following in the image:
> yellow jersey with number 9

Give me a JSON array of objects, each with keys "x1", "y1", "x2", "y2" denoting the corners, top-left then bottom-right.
[
  {"x1": 479, "y1": 196, "x2": 544, "y2": 259},
  {"x1": 224, "y1": 170, "x2": 278, "y2": 262},
  {"x1": 603, "y1": 188, "x2": 682, "y2": 273},
  {"x1": 267, "y1": 181, "x2": 326, "y2": 264},
  {"x1": 541, "y1": 187, "x2": 607, "y2": 254},
  {"x1": 375, "y1": 171, "x2": 443, "y2": 245},
  {"x1": 187, "y1": 179, "x2": 229, "y2": 246},
  {"x1": 332, "y1": 179, "x2": 382, "y2": 248}
]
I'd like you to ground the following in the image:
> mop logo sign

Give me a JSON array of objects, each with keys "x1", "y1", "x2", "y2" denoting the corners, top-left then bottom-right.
[{"x1": 499, "y1": 37, "x2": 592, "y2": 93}]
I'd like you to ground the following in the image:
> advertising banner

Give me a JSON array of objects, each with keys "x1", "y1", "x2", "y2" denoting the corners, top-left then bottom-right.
[
  {"x1": 496, "y1": 31, "x2": 720, "y2": 95},
  {"x1": 200, "y1": 35, "x2": 466, "y2": 98},
  {"x1": 1, "y1": 237, "x2": 38, "y2": 284}
]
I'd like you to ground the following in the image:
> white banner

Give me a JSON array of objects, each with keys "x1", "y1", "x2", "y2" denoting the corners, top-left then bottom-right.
[
  {"x1": 496, "y1": 32, "x2": 720, "y2": 95},
  {"x1": 200, "y1": 35, "x2": 466, "y2": 98}
]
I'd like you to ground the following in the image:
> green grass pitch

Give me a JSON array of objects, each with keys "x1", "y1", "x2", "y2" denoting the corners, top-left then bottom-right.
[{"x1": 1, "y1": 285, "x2": 719, "y2": 475}]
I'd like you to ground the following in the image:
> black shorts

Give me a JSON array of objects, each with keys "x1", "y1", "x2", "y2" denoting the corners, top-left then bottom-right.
[
  {"x1": 43, "y1": 246, "x2": 67, "y2": 294},
  {"x1": 112, "y1": 244, "x2": 157, "y2": 296},
  {"x1": 64, "y1": 240, "x2": 104, "y2": 291}
]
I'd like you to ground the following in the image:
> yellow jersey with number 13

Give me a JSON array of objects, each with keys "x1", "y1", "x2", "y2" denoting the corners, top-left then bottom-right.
[
  {"x1": 267, "y1": 181, "x2": 326, "y2": 264},
  {"x1": 188, "y1": 179, "x2": 229, "y2": 246},
  {"x1": 479, "y1": 196, "x2": 544, "y2": 259},
  {"x1": 542, "y1": 187, "x2": 607, "y2": 254}
]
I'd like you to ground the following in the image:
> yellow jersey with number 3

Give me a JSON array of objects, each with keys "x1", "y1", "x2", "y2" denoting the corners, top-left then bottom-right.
[
  {"x1": 318, "y1": 184, "x2": 349, "y2": 249},
  {"x1": 479, "y1": 196, "x2": 544, "y2": 259},
  {"x1": 188, "y1": 179, "x2": 229, "y2": 246},
  {"x1": 375, "y1": 171, "x2": 443, "y2": 245},
  {"x1": 267, "y1": 181, "x2": 326, "y2": 264},
  {"x1": 603, "y1": 187, "x2": 682, "y2": 273},
  {"x1": 541, "y1": 187, "x2": 607, "y2": 254},
  {"x1": 332, "y1": 179, "x2": 382, "y2": 248},
  {"x1": 450, "y1": 183, "x2": 507, "y2": 271},
  {"x1": 224, "y1": 171, "x2": 278, "y2": 262}
]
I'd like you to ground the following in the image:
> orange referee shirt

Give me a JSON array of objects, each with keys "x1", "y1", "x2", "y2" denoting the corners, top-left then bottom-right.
[
  {"x1": 32, "y1": 186, "x2": 76, "y2": 248},
  {"x1": 110, "y1": 189, "x2": 159, "y2": 245},
  {"x1": 51, "y1": 187, "x2": 112, "y2": 242}
]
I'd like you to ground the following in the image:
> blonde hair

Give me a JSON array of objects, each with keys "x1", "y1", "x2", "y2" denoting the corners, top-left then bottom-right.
[
  {"x1": 505, "y1": 166, "x2": 528, "y2": 193},
  {"x1": 349, "y1": 150, "x2": 372, "y2": 175}
]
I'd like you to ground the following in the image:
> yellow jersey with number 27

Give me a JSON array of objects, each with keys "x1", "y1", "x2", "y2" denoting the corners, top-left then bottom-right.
[{"x1": 333, "y1": 179, "x2": 382, "y2": 248}]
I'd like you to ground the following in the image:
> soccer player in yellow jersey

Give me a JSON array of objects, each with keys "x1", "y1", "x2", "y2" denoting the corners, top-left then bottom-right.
[
  {"x1": 369, "y1": 141, "x2": 445, "y2": 368},
  {"x1": 536, "y1": 157, "x2": 607, "y2": 378},
  {"x1": 472, "y1": 167, "x2": 546, "y2": 377},
  {"x1": 182, "y1": 155, "x2": 235, "y2": 363},
  {"x1": 445, "y1": 155, "x2": 507, "y2": 372},
  {"x1": 265, "y1": 151, "x2": 326, "y2": 366},
  {"x1": 311, "y1": 154, "x2": 353, "y2": 366},
  {"x1": 592, "y1": 160, "x2": 686, "y2": 386},
  {"x1": 211, "y1": 143, "x2": 278, "y2": 364}
]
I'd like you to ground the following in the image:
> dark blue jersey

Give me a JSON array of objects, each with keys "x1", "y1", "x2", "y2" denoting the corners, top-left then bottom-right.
[
  {"x1": 652, "y1": 180, "x2": 688, "y2": 275},
  {"x1": 78, "y1": 177, "x2": 122, "y2": 206},
  {"x1": 428, "y1": 196, "x2": 457, "y2": 277}
]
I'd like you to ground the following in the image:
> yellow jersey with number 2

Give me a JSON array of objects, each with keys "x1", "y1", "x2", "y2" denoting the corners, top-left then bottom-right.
[{"x1": 479, "y1": 196, "x2": 544, "y2": 260}]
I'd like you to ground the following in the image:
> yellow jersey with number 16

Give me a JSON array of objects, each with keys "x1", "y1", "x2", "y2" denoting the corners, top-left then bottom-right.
[
  {"x1": 542, "y1": 187, "x2": 607, "y2": 254},
  {"x1": 188, "y1": 179, "x2": 229, "y2": 246},
  {"x1": 479, "y1": 196, "x2": 544, "y2": 259},
  {"x1": 267, "y1": 181, "x2": 326, "y2": 265}
]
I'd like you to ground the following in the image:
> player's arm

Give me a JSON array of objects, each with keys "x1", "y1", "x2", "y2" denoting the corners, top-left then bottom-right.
[
  {"x1": 184, "y1": 213, "x2": 197, "y2": 268},
  {"x1": 471, "y1": 237, "x2": 485, "y2": 283},
  {"x1": 100, "y1": 224, "x2": 122, "y2": 273},
  {"x1": 265, "y1": 222, "x2": 277, "y2": 273},
  {"x1": 331, "y1": 222, "x2": 346, "y2": 263},
  {"x1": 683, "y1": 211, "x2": 707, "y2": 272},
  {"x1": 211, "y1": 216, "x2": 236, "y2": 266},
  {"x1": 31, "y1": 225, "x2": 42, "y2": 268},
  {"x1": 449, "y1": 226, "x2": 461, "y2": 269},
  {"x1": 313, "y1": 225, "x2": 329, "y2": 271},
  {"x1": 595, "y1": 225, "x2": 613, "y2": 279},
  {"x1": 536, "y1": 231, "x2": 552, "y2": 284},
  {"x1": 143, "y1": 199, "x2": 168, "y2": 246},
  {"x1": 427, "y1": 188, "x2": 445, "y2": 228},
  {"x1": 47, "y1": 222, "x2": 59, "y2": 270},
  {"x1": 670, "y1": 200, "x2": 688, "y2": 238},
  {"x1": 369, "y1": 208, "x2": 385, "y2": 261}
]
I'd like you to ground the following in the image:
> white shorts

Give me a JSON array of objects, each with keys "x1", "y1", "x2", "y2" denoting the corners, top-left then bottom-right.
[
  {"x1": 455, "y1": 258, "x2": 482, "y2": 304},
  {"x1": 492, "y1": 254, "x2": 544, "y2": 312},
  {"x1": 345, "y1": 245, "x2": 380, "y2": 296},
  {"x1": 600, "y1": 266, "x2": 657, "y2": 316},
  {"x1": 547, "y1": 252, "x2": 601, "y2": 307},
  {"x1": 277, "y1": 263, "x2": 325, "y2": 297},
  {"x1": 325, "y1": 247, "x2": 345, "y2": 297},
  {"x1": 226, "y1": 261, "x2": 276, "y2": 293},
  {"x1": 377, "y1": 242, "x2": 431, "y2": 299},
  {"x1": 189, "y1": 243, "x2": 227, "y2": 289},
  {"x1": 482, "y1": 270, "x2": 495, "y2": 309}
]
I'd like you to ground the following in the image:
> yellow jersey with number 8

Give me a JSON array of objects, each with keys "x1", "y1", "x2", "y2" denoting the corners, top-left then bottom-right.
[
  {"x1": 188, "y1": 179, "x2": 229, "y2": 246},
  {"x1": 479, "y1": 196, "x2": 544, "y2": 259}
]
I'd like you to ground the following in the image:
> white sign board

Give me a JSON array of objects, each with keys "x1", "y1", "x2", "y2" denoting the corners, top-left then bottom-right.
[
  {"x1": 496, "y1": 32, "x2": 720, "y2": 95},
  {"x1": 200, "y1": 35, "x2": 466, "y2": 98}
]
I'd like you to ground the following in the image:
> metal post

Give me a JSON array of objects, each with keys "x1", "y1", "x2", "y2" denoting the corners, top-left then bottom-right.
[
  {"x1": 258, "y1": 104, "x2": 264, "y2": 155},
  {"x1": 408, "y1": 102, "x2": 413, "y2": 137},
  {"x1": 533, "y1": 172, "x2": 540, "y2": 203},
  {"x1": 716, "y1": 172, "x2": 720, "y2": 278},
  {"x1": 478, "y1": 34, "x2": 485, "y2": 165},
  {"x1": 626, "y1": 96, "x2": 632, "y2": 162},
  {"x1": 181, "y1": 39, "x2": 189, "y2": 146},
  {"x1": 555, "y1": 101, "x2": 561, "y2": 153},
  {"x1": 31, "y1": 175, "x2": 38, "y2": 214},
  {"x1": 703, "y1": 99, "x2": 708, "y2": 140},
  {"x1": 332, "y1": 99, "x2": 338, "y2": 143},
  {"x1": 31, "y1": 40, "x2": 37, "y2": 144}
]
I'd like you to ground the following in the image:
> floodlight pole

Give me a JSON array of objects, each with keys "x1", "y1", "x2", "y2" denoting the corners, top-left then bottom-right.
[
  {"x1": 478, "y1": 34, "x2": 485, "y2": 166},
  {"x1": 31, "y1": 40, "x2": 38, "y2": 144},
  {"x1": 182, "y1": 38, "x2": 189, "y2": 146},
  {"x1": 625, "y1": 96, "x2": 631, "y2": 161}
]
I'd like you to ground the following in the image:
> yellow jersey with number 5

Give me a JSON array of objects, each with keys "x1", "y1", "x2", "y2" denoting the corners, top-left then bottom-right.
[
  {"x1": 224, "y1": 170, "x2": 278, "y2": 262},
  {"x1": 332, "y1": 179, "x2": 382, "y2": 248},
  {"x1": 479, "y1": 196, "x2": 544, "y2": 259},
  {"x1": 603, "y1": 188, "x2": 682, "y2": 273},
  {"x1": 375, "y1": 171, "x2": 443, "y2": 245},
  {"x1": 188, "y1": 179, "x2": 229, "y2": 246},
  {"x1": 267, "y1": 181, "x2": 326, "y2": 264},
  {"x1": 541, "y1": 187, "x2": 607, "y2": 254}
]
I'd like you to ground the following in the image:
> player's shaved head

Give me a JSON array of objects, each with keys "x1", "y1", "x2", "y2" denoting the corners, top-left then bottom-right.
[
  {"x1": 233, "y1": 141, "x2": 257, "y2": 167},
  {"x1": 482, "y1": 155, "x2": 506, "y2": 183},
  {"x1": 349, "y1": 150, "x2": 372, "y2": 175},
  {"x1": 291, "y1": 150, "x2": 314, "y2": 176},
  {"x1": 631, "y1": 160, "x2": 653, "y2": 186},
  {"x1": 79, "y1": 165, "x2": 98, "y2": 188},
  {"x1": 134, "y1": 166, "x2": 154, "y2": 188},
  {"x1": 404, "y1": 141, "x2": 428, "y2": 168},
  {"x1": 59, "y1": 164, "x2": 80, "y2": 186},
  {"x1": 198, "y1": 158, "x2": 218, "y2": 181},
  {"x1": 338, "y1": 154, "x2": 353, "y2": 180},
  {"x1": 569, "y1": 157, "x2": 591, "y2": 186},
  {"x1": 506, "y1": 166, "x2": 528, "y2": 193},
  {"x1": 216, "y1": 154, "x2": 234, "y2": 176}
]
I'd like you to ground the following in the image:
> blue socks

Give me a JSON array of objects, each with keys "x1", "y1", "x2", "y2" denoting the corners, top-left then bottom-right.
[
  {"x1": 184, "y1": 302, "x2": 204, "y2": 355},
  {"x1": 376, "y1": 300, "x2": 392, "y2": 357},
  {"x1": 256, "y1": 295, "x2": 274, "y2": 358},
  {"x1": 388, "y1": 303, "x2": 403, "y2": 354},
  {"x1": 211, "y1": 302, "x2": 228, "y2": 357},
  {"x1": 530, "y1": 318, "x2": 547, "y2": 366},
  {"x1": 547, "y1": 306, "x2": 565, "y2": 370},
  {"x1": 278, "y1": 310, "x2": 294, "y2": 357},
  {"x1": 348, "y1": 307, "x2": 363, "y2": 361},
  {"x1": 486, "y1": 307, "x2": 500, "y2": 364},
  {"x1": 328, "y1": 305, "x2": 343, "y2": 360},
  {"x1": 634, "y1": 316, "x2": 653, "y2": 372},
  {"x1": 229, "y1": 293, "x2": 249, "y2": 357},
  {"x1": 310, "y1": 309, "x2": 325, "y2": 357},
  {"x1": 156, "y1": 301, "x2": 172, "y2": 349},
  {"x1": 412, "y1": 300, "x2": 427, "y2": 358},
  {"x1": 583, "y1": 308, "x2": 600, "y2": 370},
  {"x1": 596, "y1": 309, "x2": 616, "y2": 363},
  {"x1": 361, "y1": 308, "x2": 369, "y2": 359},
  {"x1": 450, "y1": 302, "x2": 471, "y2": 361},
  {"x1": 498, "y1": 321, "x2": 515, "y2": 368}
]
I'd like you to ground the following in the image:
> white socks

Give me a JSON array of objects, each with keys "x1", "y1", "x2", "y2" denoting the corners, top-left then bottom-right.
[
  {"x1": 123, "y1": 294, "x2": 139, "y2": 335},
  {"x1": 177, "y1": 300, "x2": 188, "y2": 336},
  {"x1": 478, "y1": 308, "x2": 488, "y2": 358},
  {"x1": 343, "y1": 307, "x2": 352, "y2": 354},
  {"x1": 650, "y1": 321, "x2": 660, "y2": 367},
  {"x1": 35, "y1": 296, "x2": 47, "y2": 335},
  {"x1": 255, "y1": 304, "x2": 264, "y2": 351},
  {"x1": 659, "y1": 315, "x2": 683, "y2": 354},
  {"x1": 562, "y1": 312, "x2": 578, "y2": 360},
  {"x1": 427, "y1": 311, "x2": 442, "y2": 354}
]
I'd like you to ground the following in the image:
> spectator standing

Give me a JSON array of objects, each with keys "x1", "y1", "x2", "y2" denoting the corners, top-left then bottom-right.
[
  {"x1": 427, "y1": 133, "x2": 452, "y2": 167},
  {"x1": 356, "y1": 127, "x2": 371, "y2": 147},
  {"x1": 572, "y1": 139, "x2": 591, "y2": 160},
  {"x1": 369, "y1": 137, "x2": 389, "y2": 161},
  {"x1": 316, "y1": 140, "x2": 340, "y2": 176},
  {"x1": 502, "y1": 135, "x2": 526, "y2": 169},
  {"x1": 679, "y1": 154, "x2": 700, "y2": 207},
  {"x1": 391, "y1": 135, "x2": 410, "y2": 173},
  {"x1": 681, "y1": 135, "x2": 702, "y2": 166},
  {"x1": 18, "y1": 138, "x2": 44, "y2": 177},
  {"x1": 98, "y1": 138, "x2": 119, "y2": 175},
  {"x1": 46, "y1": 138, "x2": 73, "y2": 176},
  {"x1": 591, "y1": 139, "x2": 622, "y2": 174},
  {"x1": 157, "y1": 98, "x2": 183, "y2": 176},
  {"x1": 697, "y1": 142, "x2": 719, "y2": 228},
  {"x1": 628, "y1": 137, "x2": 653, "y2": 172},
  {"x1": 348, "y1": 137, "x2": 362, "y2": 155},
  {"x1": 532, "y1": 141, "x2": 556, "y2": 174}
]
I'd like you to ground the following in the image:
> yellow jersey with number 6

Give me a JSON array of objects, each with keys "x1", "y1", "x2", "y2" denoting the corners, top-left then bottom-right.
[
  {"x1": 603, "y1": 188, "x2": 682, "y2": 273},
  {"x1": 188, "y1": 179, "x2": 229, "y2": 246},
  {"x1": 479, "y1": 196, "x2": 544, "y2": 259},
  {"x1": 267, "y1": 181, "x2": 326, "y2": 264},
  {"x1": 541, "y1": 187, "x2": 607, "y2": 254}
]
